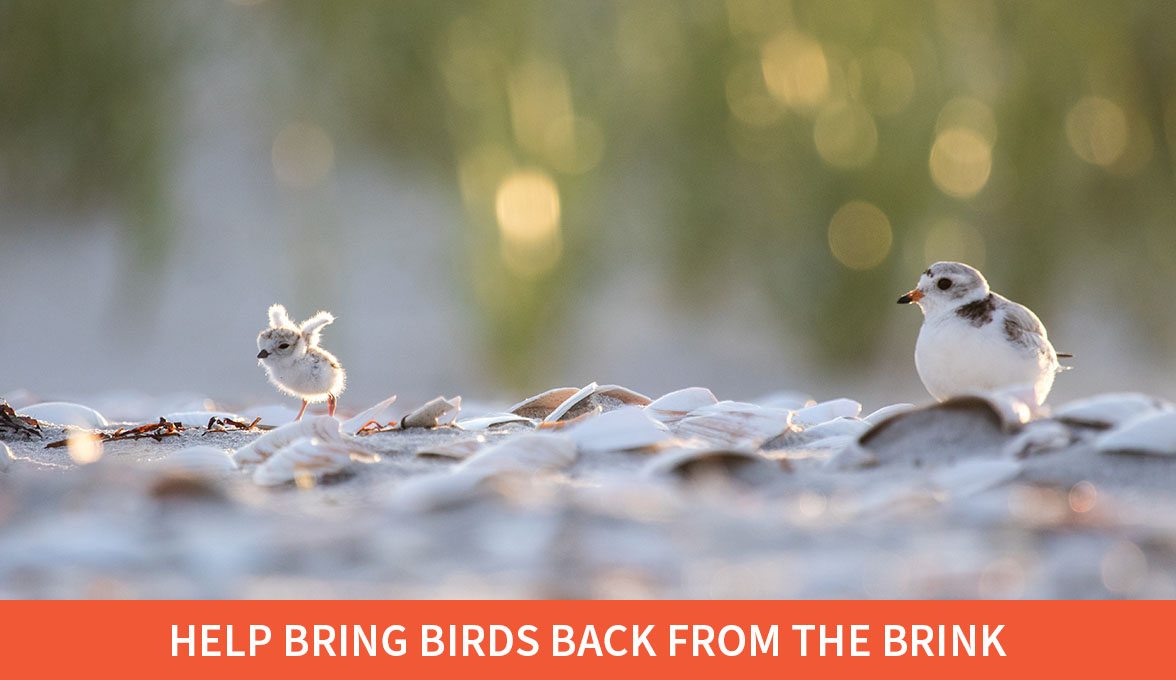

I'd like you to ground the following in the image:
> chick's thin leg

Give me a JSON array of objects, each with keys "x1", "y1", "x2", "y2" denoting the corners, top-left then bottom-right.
[
  {"x1": 296, "y1": 399, "x2": 308, "y2": 420},
  {"x1": 327, "y1": 394, "x2": 337, "y2": 417}
]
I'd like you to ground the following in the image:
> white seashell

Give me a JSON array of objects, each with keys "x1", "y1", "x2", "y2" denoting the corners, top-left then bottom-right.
[
  {"x1": 799, "y1": 417, "x2": 870, "y2": 440},
  {"x1": 341, "y1": 395, "x2": 398, "y2": 433},
  {"x1": 460, "y1": 432, "x2": 577, "y2": 475},
  {"x1": 232, "y1": 415, "x2": 343, "y2": 464},
  {"x1": 754, "y1": 390, "x2": 815, "y2": 410},
  {"x1": 863, "y1": 403, "x2": 916, "y2": 425},
  {"x1": 564, "y1": 407, "x2": 671, "y2": 453},
  {"x1": 642, "y1": 446, "x2": 771, "y2": 477},
  {"x1": 455, "y1": 414, "x2": 534, "y2": 430},
  {"x1": 161, "y1": 445, "x2": 239, "y2": 475},
  {"x1": 1003, "y1": 420, "x2": 1072, "y2": 459},
  {"x1": 674, "y1": 401, "x2": 795, "y2": 447},
  {"x1": 390, "y1": 470, "x2": 489, "y2": 512},
  {"x1": 931, "y1": 459, "x2": 1023, "y2": 498},
  {"x1": 18, "y1": 402, "x2": 108, "y2": 429},
  {"x1": 1096, "y1": 411, "x2": 1176, "y2": 457},
  {"x1": 162, "y1": 411, "x2": 245, "y2": 427},
  {"x1": 415, "y1": 439, "x2": 484, "y2": 460},
  {"x1": 1053, "y1": 393, "x2": 1170, "y2": 430},
  {"x1": 245, "y1": 403, "x2": 303, "y2": 426},
  {"x1": 0, "y1": 442, "x2": 11, "y2": 473},
  {"x1": 645, "y1": 387, "x2": 718, "y2": 424},
  {"x1": 509, "y1": 387, "x2": 582, "y2": 419},
  {"x1": 253, "y1": 437, "x2": 374, "y2": 486},
  {"x1": 401, "y1": 396, "x2": 461, "y2": 429},
  {"x1": 543, "y1": 382, "x2": 598, "y2": 423},
  {"x1": 592, "y1": 385, "x2": 652, "y2": 406},
  {"x1": 793, "y1": 398, "x2": 861, "y2": 426}
]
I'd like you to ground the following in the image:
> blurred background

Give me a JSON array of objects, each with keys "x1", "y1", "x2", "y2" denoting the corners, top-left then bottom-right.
[{"x1": 2, "y1": 0, "x2": 1175, "y2": 415}]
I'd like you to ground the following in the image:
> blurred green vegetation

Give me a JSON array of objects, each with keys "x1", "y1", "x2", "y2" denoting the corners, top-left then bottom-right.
[{"x1": 3, "y1": 0, "x2": 1175, "y2": 388}]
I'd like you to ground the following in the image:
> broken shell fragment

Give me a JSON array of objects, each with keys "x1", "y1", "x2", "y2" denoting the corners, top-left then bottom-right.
[
  {"x1": 342, "y1": 395, "x2": 398, "y2": 434},
  {"x1": 161, "y1": 445, "x2": 239, "y2": 476},
  {"x1": 642, "y1": 445, "x2": 775, "y2": 478},
  {"x1": 415, "y1": 439, "x2": 484, "y2": 461},
  {"x1": 673, "y1": 401, "x2": 795, "y2": 448},
  {"x1": 592, "y1": 385, "x2": 652, "y2": 406},
  {"x1": 543, "y1": 383, "x2": 599, "y2": 423},
  {"x1": 460, "y1": 432, "x2": 577, "y2": 475},
  {"x1": 645, "y1": 387, "x2": 718, "y2": 425},
  {"x1": 863, "y1": 403, "x2": 916, "y2": 425},
  {"x1": 401, "y1": 396, "x2": 461, "y2": 429},
  {"x1": 1053, "y1": 393, "x2": 1169, "y2": 430},
  {"x1": 455, "y1": 413, "x2": 534, "y2": 430},
  {"x1": 508, "y1": 387, "x2": 582, "y2": 420},
  {"x1": 18, "y1": 402, "x2": 109, "y2": 429},
  {"x1": 793, "y1": 398, "x2": 861, "y2": 427},
  {"x1": 1096, "y1": 411, "x2": 1176, "y2": 457},
  {"x1": 564, "y1": 407, "x2": 671, "y2": 453},
  {"x1": 232, "y1": 415, "x2": 343, "y2": 465},
  {"x1": 253, "y1": 437, "x2": 377, "y2": 486}
]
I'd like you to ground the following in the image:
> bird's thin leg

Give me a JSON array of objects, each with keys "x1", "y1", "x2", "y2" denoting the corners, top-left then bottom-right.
[
  {"x1": 327, "y1": 394, "x2": 337, "y2": 417},
  {"x1": 295, "y1": 399, "x2": 308, "y2": 420}
]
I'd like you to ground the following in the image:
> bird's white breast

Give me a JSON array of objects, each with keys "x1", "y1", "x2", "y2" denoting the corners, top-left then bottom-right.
[{"x1": 915, "y1": 311, "x2": 1054, "y2": 404}]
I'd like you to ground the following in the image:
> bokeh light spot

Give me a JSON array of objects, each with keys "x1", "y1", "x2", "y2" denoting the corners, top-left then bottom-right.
[
  {"x1": 828, "y1": 200, "x2": 892, "y2": 270},
  {"x1": 726, "y1": 61, "x2": 782, "y2": 127},
  {"x1": 67, "y1": 433, "x2": 102, "y2": 465},
  {"x1": 495, "y1": 171, "x2": 562, "y2": 278},
  {"x1": 1068, "y1": 480, "x2": 1098, "y2": 513},
  {"x1": 929, "y1": 127, "x2": 992, "y2": 198},
  {"x1": 1101, "y1": 540, "x2": 1147, "y2": 594},
  {"x1": 813, "y1": 103, "x2": 878, "y2": 168},
  {"x1": 543, "y1": 115, "x2": 605, "y2": 175},
  {"x1": 1065, "y1": 96, "x2": 1128, "y2": 167},
  {"x1": 761, "y1": 31, "x2": 829, "y2": 110},
  {"x1": 923, "y1": 217, "x2": 987, "y2": 268},
  {"x1": 272, "y1": 122, "x2": 335, "y2": 188}
]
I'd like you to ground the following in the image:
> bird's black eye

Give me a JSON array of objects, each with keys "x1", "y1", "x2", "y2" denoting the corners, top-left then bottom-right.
[
  {"x1": 278, "y1": 343, "x2": 290, "y2": 349},
  {"x1": 937, "y1": 278, "x2": 952, "y2": 290}
]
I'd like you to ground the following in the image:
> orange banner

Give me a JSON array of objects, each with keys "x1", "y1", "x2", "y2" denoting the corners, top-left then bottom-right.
[{"x1": 0, "y1": 601, "x2": 1164, "y2": 678}]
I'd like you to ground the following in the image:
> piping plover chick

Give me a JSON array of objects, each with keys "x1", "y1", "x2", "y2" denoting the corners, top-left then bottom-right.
[
  {"x1": 897, "y1": 262, "x2": 1070, "y2": 405},
  {"x1": 256, "y1": 304, "x2": 346, "y2": 419}
]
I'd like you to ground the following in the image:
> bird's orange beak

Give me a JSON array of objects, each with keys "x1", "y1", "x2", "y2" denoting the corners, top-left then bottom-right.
[{"x1": 897, "y1": 289, "x2": 924, "y2": 304}]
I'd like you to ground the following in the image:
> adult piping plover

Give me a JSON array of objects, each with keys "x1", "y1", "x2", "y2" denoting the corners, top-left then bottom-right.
[
  {"x1": 256, "y1": 304, "x2": 346, "y2": 419},
  {"x1": 897, "y1": 261, "x2": 1071, "y2": 405}
]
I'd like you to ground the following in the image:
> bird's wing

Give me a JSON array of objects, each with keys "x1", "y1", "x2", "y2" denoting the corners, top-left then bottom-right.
[
  {"x1": 996, "y1": 294, "x2": 1056, "y2": 359},
  {"x1": 299, "y1": 311, "x2": 336, "y2": 346}
]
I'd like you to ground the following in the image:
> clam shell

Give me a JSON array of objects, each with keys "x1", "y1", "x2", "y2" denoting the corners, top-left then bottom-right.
[
  {"x1": 390, "y1": 470, "x2": 489, "y2": 512},
  {"x1": 593, "y1": 385, "x2": 652, "y2": 406},
  {"x1": 793, "y1": 398, "x2": 861, "y2": 427},
  {"x1": 509, "y1": 387, "x2": 582, "y2": 419},
  {"x1": 863, "y1": 403, "x2": 916, "y2": 425},
  {"x1": 460, "y1": 432, "x2": 577, "y2": 475},
  {"x1": 161, "y1": 445, "x2": 239, "y2": 475},
  {"x1": 1096, "y1": 411, "x2": 1176, "y2": 457},
  {"x1": 342, "y1": 395, "x2": 398, "y2": 434},
  {"x1": 931, "y1": 459, "x2": 1023, "y2": 498},
  {"x1": 415, "y1": 439, "x2": 483, "y2": 461},
  {"x1": 18, "y1": 402, "x2": 108, "y2": 429},
  {"x1": 401, "y1": 396, "x2": 461, "y2": 429},
  {"x1": 673, "y1": 401, "x2": 795, "y2": 448},
  {"x1": 642, "y1": 446, "x2": 773, "y2": 477},
  {"x1": 1003, "y1": 420, "x2": 1072, "y2": 459},
  {"x1": 857, "y1": 394, "x2": 1026, "y2": 466},
  {"x1": 253, "y1": 437, "x2": 376, "y2": 486},
  {"x1": 645, "y1": 387, "x2": 718, "y2": 424},
  {"x1": 232, "y1": 415, "x2": 343, "y2": 464},
  {"x1": 1053, "y1": 393, "x2": 1169, "y2": 430},
  {"x1": 543, "y1": 383, "x2": 598, "y2": 423},
  {"x1": 564, "y1": 407, "x2": 671, "y2": 453},
  {"x1": 455, "y1": 414, "x2": 534, "y2": 430}
]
